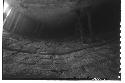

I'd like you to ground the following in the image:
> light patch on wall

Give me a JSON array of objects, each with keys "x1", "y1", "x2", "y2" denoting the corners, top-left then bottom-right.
[
  {"x1": 4, "y1": 2, "x2": 9, "y2": 13},
  {"x1": 6, "y1": 8, "x2": 12, "y2": 17},
  {"x1": 3, "y1": 1, "x2": 12, "y2": 25}
]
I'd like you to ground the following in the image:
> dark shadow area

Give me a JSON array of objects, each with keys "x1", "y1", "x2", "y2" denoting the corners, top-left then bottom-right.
[
  {"x1": 91, "y1": 1, "x2": 120, "y2": 34},
  {"x1": 31, "y1": 24, "x2": 77, "y2": 39}
]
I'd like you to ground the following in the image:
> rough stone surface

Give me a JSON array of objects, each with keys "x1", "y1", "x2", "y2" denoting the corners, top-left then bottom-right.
[{"x1": 2, "y1": 31, "x2": 120, "y2": 80}]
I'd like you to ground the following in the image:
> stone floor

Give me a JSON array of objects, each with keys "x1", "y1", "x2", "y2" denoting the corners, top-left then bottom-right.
[{"x1": 2, "y1": 30, "x2": 120, "y2": 80}]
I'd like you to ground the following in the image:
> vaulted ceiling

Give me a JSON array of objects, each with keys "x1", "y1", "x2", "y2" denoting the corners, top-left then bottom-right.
[
  {"x1": 3, "y1": 0, "x2": 120, "y2": 37},
  {"x1": 4, "y1": 0, "x2": 114, "y2": 21}
]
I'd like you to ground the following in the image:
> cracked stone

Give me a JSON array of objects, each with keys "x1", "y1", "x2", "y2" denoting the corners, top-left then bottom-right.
[
  {"x1": 54, "y1": 55, "x2": 65, "y2": 60},
  {"x1": 22, "y1": 45, "x2": 38, "y2": 53},
  {"x1": 17, "y1": 66, "x2": 57, "y2": 77},
  {"x1": 38, "y1": 64, "x2": 56, "y2": 70},
  {"x1": 8, "y1": 43, "x2": 23, "y2": 50},
  {"x1": 3, "y1": 52, "x2": 17, "y2": 64},
  {"x1": 54, "y1": 63, "x2": 70, "y2": 70},
  {"x1": 2, "y1": 49, "x2": 17, "y2": 57},
  {"x1": 37, "y1": 59, "x2": 53, "y2": 65},
  {"x1": 64, "y1": 54, "x2": 75, "y2": 63},
  {"x1": 8, "y1": 40, "x2": 31, "y2": 49},
  {"x1": 2, "y1": 37, "x2": 18, "y2": 47},
  {"x1": 14, "y1": 53, "x2": 31, "y2": 62},
  {"x1": 19, "y1": 56, "x2": 41, "y2": 65},
  {"x1": 37, "y1": 47, "x2": 55, "y2": 54},
  {"x1": 53, "y1": 59, "x2": 66, "y2": 64},
  {"x1": 38, "y1": 54, "x2": 52, "y2": 59}
]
